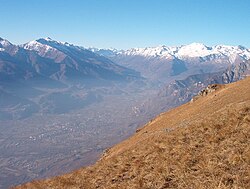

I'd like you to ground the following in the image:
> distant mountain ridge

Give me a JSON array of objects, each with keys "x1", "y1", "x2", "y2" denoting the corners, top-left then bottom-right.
[
  {"x1": 0, "y1": 37, "x2": 140, "y2": 84},
  {"x1": 90, "y1": 43, "x2": 250, "y2": 60},
  {"x1": 90, "y1": 43, "x2": 250, "y2": 82}
]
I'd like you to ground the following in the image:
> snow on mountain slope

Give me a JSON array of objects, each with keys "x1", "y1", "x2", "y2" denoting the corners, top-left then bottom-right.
[
  {"x1": 0, "y1": 37, "x2": 142, "y2": 84},
  {"x1": 0, "y1": 38, "x2": 19, "y2": 55},
  {"x1": 120, "y1": 46, "x2": 175, "y2": 58},
  {"x1": 23, "y1": 40, "x2": 53, "y2": 52},
  {"x1": 89, "y1": 47, "x2": 120, "y2": 57},
  {"x1": 177, "y1": 43, "x2": 211, "y2": 57},
  {"x1": 94, "y1": 43, "x2": 250, "y2": 61},
  {"x1": 91, "y1": 43, "x2": 250, "y2": 82},
  {"x1": 22, "y1": 38, "x2": 67, "y2": 62},
  {"x1": 0, "y1": 37, "x2": 12, "y2": 48}
]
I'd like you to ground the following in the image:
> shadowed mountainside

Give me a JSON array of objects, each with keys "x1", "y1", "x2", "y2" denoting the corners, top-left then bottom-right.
[{"x1": 16, "y1": 77, "x2": 250, "y2": 189}]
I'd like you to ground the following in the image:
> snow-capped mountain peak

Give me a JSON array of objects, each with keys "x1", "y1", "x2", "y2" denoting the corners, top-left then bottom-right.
[
  {"x1": 89, "y1": 47, "x2": 121, "y2": 57},
  {"x1": 110, "y1": 43, "x2": 250, "y2": 61},
  {"x1": 182, "y1": 42, "x2": 208, "y2": 48},
  {"x1": 23, "y1": 37, "x2": 77, "y2": 52},
  {"x1": 22, "y1": 38, "x2": 68, "y2": 62},
  {"x1": 23, "y1": 40, "x2": 54, "y2": 52},
  {"x1": 44, "y1": 37, "x2": 53, "y2": 41},
  {"x1": 0, "y1": 37, "x2": 19, "y2": 54},
  {"x1": 0, "y1": 37, "x2": 13, "y2": 48},
  {"x1": 120, "y1": 45, "x2": 177, "y2": 59},
  {"x1": 212, "y1": 45, "x2": 250, "y2": 59},
  {"x1": 38, "y1": 37, "x2": 62, "y2": 44},
  {"x1": 114, "y1": 43, "x2": 215, "y2": 58},
  {"x1": 177, "y1": 43, "x2": 211, "y2": 57},
  {"x1": 37, "y1": 37, "x2": 74, "y2": 47}
]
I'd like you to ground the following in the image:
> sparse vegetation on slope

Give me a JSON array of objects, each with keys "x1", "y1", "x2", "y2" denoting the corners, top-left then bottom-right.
[{"x1": 16, "y1": 77, "x2": 250, "y2": 189}]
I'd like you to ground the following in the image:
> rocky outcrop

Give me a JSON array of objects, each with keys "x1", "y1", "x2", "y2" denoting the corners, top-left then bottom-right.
[
  {"x1": 198, "y1": 84, "x2": 221, "y2": 96},
  {"x1": 191, "y1": 84, "x2": 223, "y2": 102}
]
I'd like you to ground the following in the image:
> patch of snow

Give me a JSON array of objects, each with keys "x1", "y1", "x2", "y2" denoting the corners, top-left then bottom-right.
[
  {"x1": 120, "y1": 45, "x2": 177, "y2": 59},
  {"x1": 42, "y1": 37, "x2": 74, "y2": 47},
  {"x1": 0, "y1": 39, "x2": 12, "y2": 47},
  {"x1": 23, "y1": 40, "x2": 54, "y2": 53}
]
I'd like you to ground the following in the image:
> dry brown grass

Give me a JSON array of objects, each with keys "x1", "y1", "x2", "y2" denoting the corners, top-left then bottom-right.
[{"x1": 15, "y1": 77, "x2": 250, "y2": 189}]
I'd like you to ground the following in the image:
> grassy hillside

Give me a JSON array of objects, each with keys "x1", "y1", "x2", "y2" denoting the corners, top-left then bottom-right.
[{"x1": 16, "y1": 77, "x2": 250, "y2": 189}]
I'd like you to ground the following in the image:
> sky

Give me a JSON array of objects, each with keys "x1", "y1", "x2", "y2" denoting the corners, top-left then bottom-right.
[{"x1": 1, "y1": 0, "x2": 250, "y2": 49}]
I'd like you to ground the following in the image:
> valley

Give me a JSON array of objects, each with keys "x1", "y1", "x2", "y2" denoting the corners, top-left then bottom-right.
[{"x1": 0, "y1": 89, "x2": 156, "y2": 188}]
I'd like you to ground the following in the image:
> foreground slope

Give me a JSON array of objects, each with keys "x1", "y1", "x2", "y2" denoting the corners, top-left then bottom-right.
[{"x1": 17, "y1": 77, "x2": 250, "y2": 189}]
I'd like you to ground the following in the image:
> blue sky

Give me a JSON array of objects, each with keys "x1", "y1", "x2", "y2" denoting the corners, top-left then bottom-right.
[{"x1": 1, "y1": 0, "x2": 250, "y2": 49}]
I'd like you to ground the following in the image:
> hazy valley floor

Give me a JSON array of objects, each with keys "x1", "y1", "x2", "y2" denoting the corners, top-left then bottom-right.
[{"x1": 0, "y1": 90, "x2": 158, "y2": 188}]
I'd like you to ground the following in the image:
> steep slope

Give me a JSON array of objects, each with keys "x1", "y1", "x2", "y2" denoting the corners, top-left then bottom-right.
[
  {"x1": 16, "y1": 77, "x2": 250, "y2": 189},
  {"x1": 20, "y1": 37, "x2": 140, "y2": 83}
]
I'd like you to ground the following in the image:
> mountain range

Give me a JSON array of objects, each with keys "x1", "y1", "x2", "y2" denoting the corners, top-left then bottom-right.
[
  {"x1": 90, "y1": 43, "x2": 250, "y2": 82},
  {"x1": 1, "y1": 37, "x2": 249, "y2": 87},
  {"x1": 0, "y1": 37, "x2": 140, "y2": 85}
]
